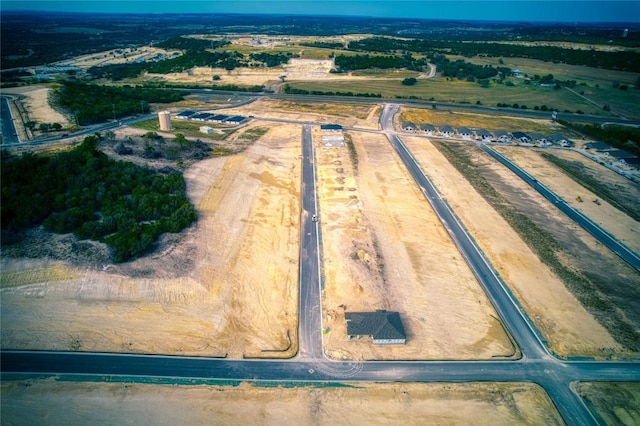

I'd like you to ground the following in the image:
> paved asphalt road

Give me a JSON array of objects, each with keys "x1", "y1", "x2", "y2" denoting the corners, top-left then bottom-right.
[
  {"x1": 2, "y1": 98, "x2": 640, "y2": 426},
  {"x1": 0, "y1": 96, "x2": 20, "y2": 144},
  {"x1": 298, "y1": 124, "x2": 324, "y2": 360},
  {"x1": 481, "y1": 144, "x2": 640, "y2": 271}
]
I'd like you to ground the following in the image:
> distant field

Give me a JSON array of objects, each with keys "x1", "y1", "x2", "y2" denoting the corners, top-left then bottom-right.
[
  {"x1": 351, "y1": 69, "x2": 421, "y2": 78},
  {"x1": 399, "y1": 108, "x2": 574, "y2": 134},
  {"x1": 286, "y1": 78, "x2": 613, "y2": 115}
]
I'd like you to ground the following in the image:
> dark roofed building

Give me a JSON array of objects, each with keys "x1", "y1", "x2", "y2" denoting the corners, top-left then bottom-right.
[
  {"x1": 438, "y1": 125, "x2": 454, "y2": 137},
  {"x1": 620, "y1": 157, "x2": 640, "y2": 168},
  {"x1": 176, "y1": 110, "x2": 197, "y2": 119},
  {"x1": 345, "y1": 310, "x2": 406, "y2": 345},
  {"x1": 402, "y1": 122, "x2": 417, "y2": 132},
  {"x1": 225, "y1": 115, "x2": 246, "y2": 124},
  {"x1": 584, "y1": 142, "x2": 612, "y2": 151},
  {"x1": 419, "y1": 124, "x2": 436, "y2": 135},
  {"x1": 606, "y1": 149, "x2": 635, "y2": 159},
  {"x1": 475, "y1": 129, "x2": 493, "y2": 141},
  {"x1": 512, "y1": 131, "x2": 531, "y2": 143},
  {"x1": 494, "y1": 130, "x2": 511, "y2": 143},
  {"x1": 211, "y1": 114, "x2": 229, "y2": 122},
  {"x1": 190, "y1": 112, "x2": 214, "y2": 121},
  {"x1": 321, "y1": 124, "x2": 343, "y2": 132},
  {"x1": 457, "y1": 127, "x2": 473, "y2": 139},
  {"x1": 548, "y1": 134, "x2": 573, "y2": 147}
]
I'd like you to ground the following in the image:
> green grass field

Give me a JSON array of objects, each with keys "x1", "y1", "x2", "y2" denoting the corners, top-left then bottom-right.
[{"x1": 286, "y1": 78, "x2": 614, "y2": 115}]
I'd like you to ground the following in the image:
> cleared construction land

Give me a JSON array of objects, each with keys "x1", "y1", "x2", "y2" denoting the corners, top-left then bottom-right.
[{"x1": 0, "y1": 380, "x2": 563, "y2": 425}]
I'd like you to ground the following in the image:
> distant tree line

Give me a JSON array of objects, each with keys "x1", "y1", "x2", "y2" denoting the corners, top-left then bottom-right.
[
  {"x1": 55, "y1": 82, "x2": 186, "y2": 125},
  {"x1": 1, "y1": 137, "x2": 197, "y2": 262},
  {"x1": 332, "y1": 53, "x2": 427, "y2": 71},
  {"x1": 298, "y1": 41, "x2": 345, "y2": 49},
  {"x1": 282, "y1": 84, "x2": 381, "y2": 98},
  {"x1": 348, "y1": 36, "x2": 640, "y2": 73}
]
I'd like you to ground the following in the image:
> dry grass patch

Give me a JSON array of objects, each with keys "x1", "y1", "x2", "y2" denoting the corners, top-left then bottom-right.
[
  {"x1": 399, "y1": 106, "x2": 571, "y2": 134},
  {"x1": 273, "y1": 100, "x2": 375, "y2": 119},
  {"x1": 575, "y1": 382, "x2": 640, "y2": 425}
]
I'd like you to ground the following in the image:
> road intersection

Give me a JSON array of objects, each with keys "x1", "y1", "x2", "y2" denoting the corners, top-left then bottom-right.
[{"x1": 2, "y1": 101, "x2": 639, "y2": 426}]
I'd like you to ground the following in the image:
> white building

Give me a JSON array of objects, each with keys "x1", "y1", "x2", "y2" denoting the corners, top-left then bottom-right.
[
  {"x1": 158, "y1": 111, "x2": 172, "y2": 131},
  {"x1": 199, "y1": 126, "x2": 216, "y2": 134}
]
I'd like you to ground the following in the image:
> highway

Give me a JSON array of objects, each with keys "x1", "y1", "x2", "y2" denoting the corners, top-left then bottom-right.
[
  {"x1": 480, "y1": 144, "x2": 640, "y2": 272},
  {"x1": 2, "y1": 100, "x2": 640, "y2": 426}
]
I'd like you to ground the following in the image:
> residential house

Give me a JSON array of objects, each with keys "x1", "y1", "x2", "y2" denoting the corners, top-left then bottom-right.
[
  {"x1": 438, "y1": 125, "x2": 454, "y2": 137},
  {"x1": 345, "y1": 310, "x2": 407, "y2": 345},
  {"x1": 457, "y1": 127, "x2": 473, "y2": 140},
  {"x1": 512, "y1": 131, "x2": 531, "y2": 144},
  {"x1": 529, "y1": 133, "x2": 550, "y2": 146},
  {"x1": 475, "y1": 129, "x2": 493, "y2": 142},
  {"x1": 548, "y1": 134, "x2": 573, "y2": 147},
  {"x1": 419, "y1": 124, "x2": 436, "y2": 136},
  {"x1": 494, "y1": 130, "x2": 512, "y2": 144},
  {"x1": 402, "y1": 122, "x2": 417, "y2": 132}
]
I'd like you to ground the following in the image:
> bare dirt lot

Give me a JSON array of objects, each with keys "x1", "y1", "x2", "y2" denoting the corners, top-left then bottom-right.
[
  {"x1": 0, "y1": 380, "x2": 563, "y2": 426},
  {"x1": 318, "y1": 131, "x2": 514, "y2": 360},
  {"x1": 402, "y1": 137, "x2": 627, "y2": 358},
  {"x1": 1, "y1": 122, "x2": 301, "y2": 358},
  {"x1": 2, "y1": 86, "x2": 69, "y2": 126}
]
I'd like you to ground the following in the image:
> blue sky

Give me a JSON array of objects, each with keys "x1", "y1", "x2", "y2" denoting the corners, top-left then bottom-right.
[{"x1": 2, "y1": 1, "x2": 640, "y2": 23}]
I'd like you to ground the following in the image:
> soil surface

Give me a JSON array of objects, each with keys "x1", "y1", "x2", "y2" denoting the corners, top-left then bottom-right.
[
  {"x1": 318, "y1": 131, "x2": 514, "y2": 360},
  {"x1": 1, "y1": 380, "x2": 563, "y2": 426},
  {"x1": 402, "y1": 137, "x2": 627, "y2": 358}
]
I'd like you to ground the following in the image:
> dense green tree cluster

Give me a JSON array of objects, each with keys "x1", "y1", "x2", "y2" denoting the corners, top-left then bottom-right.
[
  {"x1": 430, "y1": 54, "x2": 509, "y2": 80},
  {"x1": 154, "y1": 36, "x2": 229, "y2": 51},
  {"x1": 249, "y1": 52, "x2": 299, "y2": 67},
  {"x1": 87, "y1": 62, "x2": 149, "y2": 81},
  {"x1": 348, "y1": 36, "x2": 640, "y2": 73},
  {"x1": 333, "y1": 53, "x2": 426, "y2": 71},
  {"x1": 559, "y1": 122, "x2": 640, "y2": 156},
  {"x1": 1, "y1": 137, "x2": 197, "y2": 262},
  {"x1": 147, "y1": 50, "x2": 246, "y2": 73},
  {"x1": 55, "y1": 82, "x2": 185, "y2": 125},
  {"x1": 298, "y1": 41, "x2": 345, "y2": 49}
]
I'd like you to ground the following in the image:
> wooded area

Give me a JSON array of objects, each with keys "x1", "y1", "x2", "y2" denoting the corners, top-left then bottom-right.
[
  {"x1": 1, "y1": 137, "x2": 197, "y2": 262},
  {"x1": 348, "y1": 36, "x2": 640, "y2": 73},
  {"x1": 55, "y1": 83, "x2": 186, "y2": 125}
]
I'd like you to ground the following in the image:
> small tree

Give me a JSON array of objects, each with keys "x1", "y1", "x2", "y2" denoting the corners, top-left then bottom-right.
[{"x1": 401, "y1": 77, "x2": 417, "y2": 86}]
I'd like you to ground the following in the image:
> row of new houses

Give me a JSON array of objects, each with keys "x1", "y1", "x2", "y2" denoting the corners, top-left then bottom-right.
[
  {"x1": 584, "y1": 142, "x2": 640, "y2": 168},
  {"x1": 401, "y1": 122, "x2": 574, "y2": 147},
  {"x1": 176, "y1": 110, "x2": 248, "y2": 125}
]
